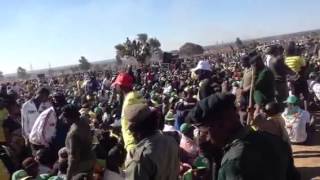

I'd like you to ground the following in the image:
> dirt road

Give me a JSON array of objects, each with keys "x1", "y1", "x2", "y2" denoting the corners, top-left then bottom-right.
[{"x1": 292, "y1": 112, "x2": 320, "y2": 180}]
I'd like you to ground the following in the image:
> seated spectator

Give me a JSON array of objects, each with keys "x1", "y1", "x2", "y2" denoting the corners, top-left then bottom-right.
[
  {"x1": 35, "y1": 149, "x2": 52, "y2": 174},
  {"x1": 13, "y1": 157, "x2": 49, "y2": 180},
  {"x1": 282, "y1": 95, "x2": 311, "y2": 144},
  {"x1": 50, "y1": 147, "x2": 68, "y2": 179},
  {"x1": 179, "y1": 123, "x2": 199, "y2": 164},
  {"x1": 48, "y1": 160, "x2": 67, "y2": 180},
  {"x1": 253, "y1": 102, "x2": 290, "y2": 144}
]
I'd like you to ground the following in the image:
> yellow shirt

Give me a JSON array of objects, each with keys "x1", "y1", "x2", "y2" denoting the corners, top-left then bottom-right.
[
  {"x1": 285, "y1": 56, "x2": 305, "y2": 73},
  {"x1": 121, "y1": 91, "x2": 146, "y2": 151},
  {"x1": 0, "y1": 108, "x2": 8, "y2": 142}
]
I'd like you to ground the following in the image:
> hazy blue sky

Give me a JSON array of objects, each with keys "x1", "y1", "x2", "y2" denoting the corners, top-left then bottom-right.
[{"x1": 0, "y1": 0, "x2": 319, "y2": 73}]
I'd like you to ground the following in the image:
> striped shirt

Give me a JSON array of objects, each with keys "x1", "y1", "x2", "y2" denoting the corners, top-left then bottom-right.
[{"x1": 285, "y1": 56, "x2": 305, "y2": 73}]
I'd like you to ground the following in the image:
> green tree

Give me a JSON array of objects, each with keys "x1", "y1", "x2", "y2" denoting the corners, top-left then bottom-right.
[
  {"x1": 0, "y1": 71, "x2": 3, "y2": 79},
  {"x1": 17, "y1": 67, "x2": 29, "y2": 79},
  {"x1": 79, "y1": 56, "x2": 91, "y2": 71},
  {"x1": 115, "y1": 44, "x2": 126, "y2": 57},
  {"x1": 137, "y1": 33, "x2": 148, "y2": 43},
  {"x1": 179, "y1": 42, "x2": 204, "y2": 56},
  {"x1": 148, "y1": 38, "x2": 161, "y2": 48}
]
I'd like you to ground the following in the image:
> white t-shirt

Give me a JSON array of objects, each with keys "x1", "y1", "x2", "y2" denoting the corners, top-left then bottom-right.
[
  {"x1": 104, "y1": 169, "x2": 124, "y2": 180},
  {"x1": 282, "y1": 108, "x2": 310, "y2": 143}
]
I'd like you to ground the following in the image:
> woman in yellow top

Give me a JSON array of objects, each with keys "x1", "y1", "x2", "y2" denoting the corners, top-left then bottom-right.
[{"x1": 112, "y1": 72, "x2": 146, "y2": 152}]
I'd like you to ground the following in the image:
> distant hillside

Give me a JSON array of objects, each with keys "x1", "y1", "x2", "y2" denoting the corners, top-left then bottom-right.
[
  {"x1": 5, "y1": 58, "x2": 116, "y2": 78},
  {"x1": 5, "y1": 28, "x2": 320, "y2": 79},
  {"x1": 204, "y1": 29, "x2": 320, "y2": 50}
]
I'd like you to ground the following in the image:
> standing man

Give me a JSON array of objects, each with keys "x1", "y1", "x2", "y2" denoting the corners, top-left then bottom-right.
[
  {"x1": 188, "y1": 93, "x2": 299, "y2": 180},
  {"x1": 249, "y1": 54, "x2": 275, "y2": 112},
  {"x1": 112, "y1": 72, "x2": 145, "y2": 152},
  {"x1": 21, "y1": 88, "x2": 51, "y2": 146},
  {"x1": 239, "y1": 55, "x2": 252, "y2": 123},
  {"x1": 191, "y1": 60, "x2": 214, "y2": 100},
  {"x1": 268, "y1": 45, "x2": 295, "y2": 103},
  {"x1": 62, "y1": 105, "x2": 95, "y2": 180},
  {"x1": 102, "y1": 71, "x2": 112, "y2": 90},
  {"x1": 124, "y1": 103, "x2": 179, "y2": 180}
]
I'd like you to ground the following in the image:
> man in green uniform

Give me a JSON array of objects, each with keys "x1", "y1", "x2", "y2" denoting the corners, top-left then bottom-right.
[
  {"x1": 188, "y1": 93, "x2": 299, "y2": 180},
  {"x1": 249, "y1": 54, "x2": 275, "y2": 107}
]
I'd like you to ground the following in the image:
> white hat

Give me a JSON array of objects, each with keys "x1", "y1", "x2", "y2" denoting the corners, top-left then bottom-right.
[{"x1": 191, "y1": 60, "x2": 212, "y2": 72}]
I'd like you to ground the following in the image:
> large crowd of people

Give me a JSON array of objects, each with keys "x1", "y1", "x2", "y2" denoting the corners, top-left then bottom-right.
[{"x1": 0, "y1": 38, "x2": 320, "y2": 180}]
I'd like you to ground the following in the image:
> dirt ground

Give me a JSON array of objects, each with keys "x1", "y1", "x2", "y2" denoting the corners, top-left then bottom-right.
[{"x1": 292, "y1": 112, "x2": 320, "y2": 180}]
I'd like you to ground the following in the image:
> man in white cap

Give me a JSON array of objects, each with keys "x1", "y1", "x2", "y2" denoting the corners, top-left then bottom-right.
[{"x1": 191, "y1": 60, "x2": 214, "y2": 100}]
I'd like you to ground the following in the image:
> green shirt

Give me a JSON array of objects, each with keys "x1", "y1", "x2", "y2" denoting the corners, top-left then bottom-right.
[
  {"x1": 218, "y1": 128, "x2": 298, "y2": 180},
  {"x1": 253, "y1": 68, "x2": 275, "y2": 105}
]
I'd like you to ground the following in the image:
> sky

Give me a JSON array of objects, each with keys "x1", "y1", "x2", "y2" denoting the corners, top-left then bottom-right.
[{"x1": 0, "y1": 0, "x2": 320, "y2": 74}]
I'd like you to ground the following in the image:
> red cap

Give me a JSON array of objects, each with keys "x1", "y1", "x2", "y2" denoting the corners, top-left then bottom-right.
[{"x1": 112, "y1": 73, "x2": 134, "y2": 89}]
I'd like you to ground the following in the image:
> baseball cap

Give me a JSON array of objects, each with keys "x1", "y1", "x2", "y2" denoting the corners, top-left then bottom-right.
[
  {"x1": 193, "y1": 156, "x2": 210, "y2": 169},
  {"x1": 180, "y1": 123, "x2": 192, "y2": 134},
  {"x1": 111, "y1": 73, "x2": 134, "y2": 89},
  {"x1": 284, "y1": 95, "x2": 299, "y2": 105}
]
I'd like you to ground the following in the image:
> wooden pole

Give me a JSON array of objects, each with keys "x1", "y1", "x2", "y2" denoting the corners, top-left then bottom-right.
[{"x1": 247, "y1": 67, "x2": 255, "y2": 125}]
